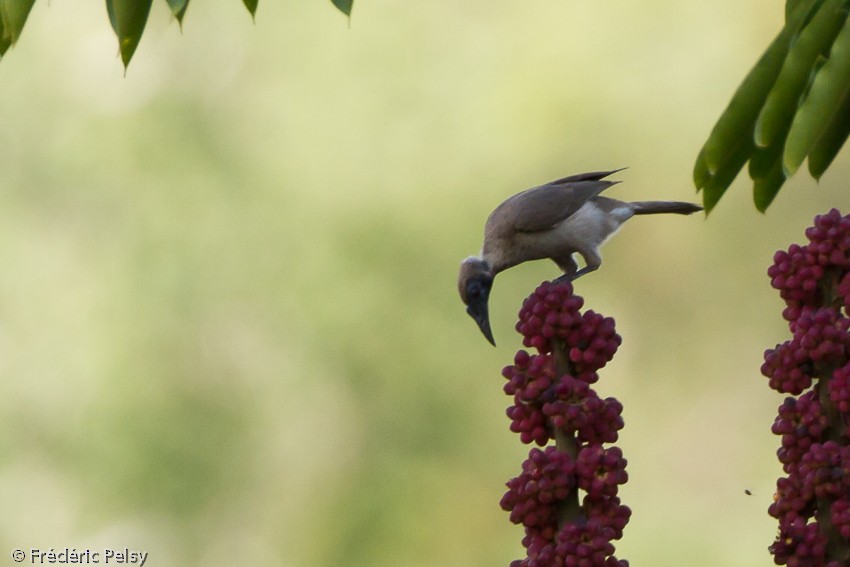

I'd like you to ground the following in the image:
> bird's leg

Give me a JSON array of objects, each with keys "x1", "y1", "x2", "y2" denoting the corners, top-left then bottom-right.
[
  {"x1": 552, "y1": 256, "x2": 578, "y2": 284},
  {"x1": 571, "y1": 249, "x2": 601, "y2": 280}
]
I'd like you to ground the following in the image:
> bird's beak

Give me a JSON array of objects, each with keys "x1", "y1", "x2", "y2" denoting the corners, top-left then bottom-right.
[{"x1": 466, "y1": 299, "x2": 496, "y2": 346}]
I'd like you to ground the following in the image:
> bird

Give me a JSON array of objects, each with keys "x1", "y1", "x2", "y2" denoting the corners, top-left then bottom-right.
[{"x1": 458, "y1": 169, "x2": 702, "y2": 345}]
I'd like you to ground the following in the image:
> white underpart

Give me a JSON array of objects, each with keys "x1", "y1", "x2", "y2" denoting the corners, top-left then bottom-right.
[{"x1": 552, "y1": 201, "x2": 634, "y2": 251}]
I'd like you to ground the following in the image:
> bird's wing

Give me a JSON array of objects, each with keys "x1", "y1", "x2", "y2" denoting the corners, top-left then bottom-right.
[
  {"x1": 545, "y1": 168, "x2": 626, "y2": 185},
  {"x1": 487, "y1": 178, "x2": 619, "y2": 236}
]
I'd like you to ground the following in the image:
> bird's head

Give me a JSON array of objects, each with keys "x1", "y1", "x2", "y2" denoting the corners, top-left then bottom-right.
[{"x1": 458, "y1": 257, "x2": 496, "y2": 345}]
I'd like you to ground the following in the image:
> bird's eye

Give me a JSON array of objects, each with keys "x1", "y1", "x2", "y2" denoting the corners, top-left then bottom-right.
[{"x1": 466, "y1": 281, "x2": 482, "y2": 299}]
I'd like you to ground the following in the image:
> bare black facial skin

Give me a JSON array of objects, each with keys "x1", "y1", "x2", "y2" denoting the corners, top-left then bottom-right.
[{"x1": 465, "y1": 275, "x2": 495, "y2": 345}]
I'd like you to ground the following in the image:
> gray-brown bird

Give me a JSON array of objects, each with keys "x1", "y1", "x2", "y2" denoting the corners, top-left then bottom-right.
[{"x1": 458, "y1": 169, "x2": 702, "y2": 345}]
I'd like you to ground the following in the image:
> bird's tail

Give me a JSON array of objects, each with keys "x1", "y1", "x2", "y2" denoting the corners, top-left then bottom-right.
[{"x1": 630, "y1": 201, "x2": 703, "y2": 215}]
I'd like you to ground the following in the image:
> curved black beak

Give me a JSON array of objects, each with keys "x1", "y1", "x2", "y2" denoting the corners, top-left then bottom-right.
[{"x1": 466, "y1": 300, "x2": 496, "y2": 346}]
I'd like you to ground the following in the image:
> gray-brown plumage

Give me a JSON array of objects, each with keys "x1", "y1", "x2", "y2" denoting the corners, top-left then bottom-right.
[{"x1": 458, "y1": 169, "x2": 702, "y2": 345}]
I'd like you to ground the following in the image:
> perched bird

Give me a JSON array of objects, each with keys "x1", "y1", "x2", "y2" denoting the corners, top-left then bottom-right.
[{"x1": 458, "y1": 169, "x2": 702, "y2": 345}]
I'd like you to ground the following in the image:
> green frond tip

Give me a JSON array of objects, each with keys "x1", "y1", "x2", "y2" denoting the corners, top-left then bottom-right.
[
  {"x1": 242, "y1": 0, "x2": 258, "y2": 19},
  {"x1": 693, "y1": 148, "x2": 711, "y2": 190},
  {"x1": 332, "y1": 0, "x2": 353, "y2": 16},
  {"x1": 783, "y1": 18, "x2": 850, "y2": 177},
  {"x1": 0, "y1": 16, "x2": 8, "y2": 57},
  {"x1": 753, "y1": 165, "x2": 787, "y2": 212},
  {"x1": 754, "y1": 0, "x2": 848, "y2": 149},
  {"x1": 164, "y1": 0, "x2": 190, "y2": 25},
  {"x1": 106, "y1": 0, "x2": 154, "y2": 69},
  {"x1": 807, "y1": 90, "x2": 850, "y2": 180},
  {"x1": 0, "y1": 0, "x2": 36, "y2": 46},
  {"x1": 699, "y1": 138, "x2": 754, "y2": 213},
  {"x1": 699, "y1": 25, "x2": 791, "y2": 176}
]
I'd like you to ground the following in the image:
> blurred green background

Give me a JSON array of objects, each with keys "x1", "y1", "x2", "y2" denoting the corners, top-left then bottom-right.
[{"x1": 1, "y1": 1, "x2": 848, "y2": 565}]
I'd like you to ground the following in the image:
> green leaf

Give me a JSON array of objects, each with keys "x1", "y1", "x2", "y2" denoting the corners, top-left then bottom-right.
[
  {"x1": 790, "y1": 0, "x2": 831, "y2": 28},
  {"x1": 784, "y1": 18, "x2": 850, "y2": 176},
  {"x1": 755, "y1": 0, "x2": 848, "y2": 149},
  {"x1": 0, "y1": 0, "x2": 36, "y2": 45},
  {"x1": 753, "y1": 159, "x2": 787, "y2": 212},
  {"x1": 786, "y1": 0, "x2": 800, "y2": 21},
  {"x1": 699, "y1": 24, "x2": 793, "y2": 175},
  {"x1": 785, "y1": 0, "x2": 824, "y2": 25},
  {"x1": 749, "y1": 121, "x2": 784, "y2": 178},
  {"x1": 164, "y1": 0, "x2": 189, "y2": 24},
  {"x1": 807, "y1": 85, "x2": 850, "y2": 179},
  {"x1": 0, "y1": 16, "x2": 9, "y2": 56},
  {"x1": 106, "y1": 0, "x2": 154, "y2": 69},
  {"x1": 165, "y1": 0, "x2": 187, "y2": 12},
  {"x1": 700, "y1": 0, "x2": 824, "y2": 174},
  {"x1": 242, "y1": 0, "x2": 258, "y2": 18},
  {"x1": 331, "y1": 0, "x2": 353, "y2": 16},
  {"x1": 700, "y1": 137, "x2": 754, "y2": 213},
  {"x1": 749, "y1": 110, "x2": 791, "y2": 211},
  {"x1": 693, "y1": 148, "x2": 711, "y2": 190}
]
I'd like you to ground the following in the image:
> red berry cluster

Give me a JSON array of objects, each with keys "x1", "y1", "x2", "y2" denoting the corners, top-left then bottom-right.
[
  {"x1": 763, "y1": 209, "x2": 850, "y2": 566},
  {"x1": 516, "y1": 286, "x2": 621, "y2": 371},
  {"x1": 503, "y1": 353, "x2": 624, "y2": 447},
  {"x1": 501, "y1": 281, "x2": 629, "y2": 567},
  {"x1": 501, "y1": 447, "x2": 576, "y2": 528}
]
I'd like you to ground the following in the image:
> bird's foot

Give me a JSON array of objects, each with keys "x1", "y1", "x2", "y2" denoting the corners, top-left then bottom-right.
[{"x1": 553, "y1": 266, "x2": 597, "y2": 285}]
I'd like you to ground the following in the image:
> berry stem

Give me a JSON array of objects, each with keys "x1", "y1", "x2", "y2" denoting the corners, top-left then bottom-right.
[
  {"x1": 821, "y1": 267, "x2": 842, "y2": 311},
  {"x1": 814, "y1": 372, "x2": 850, "y2": 563},
  {"x1": 816, "y1": 267, "x2": 848, "y2": 442},
  {"x1": 816, "y1": 366, "x2": 847, "y2": 443},
  {"x1": 551, "y1": 338, "x2": 582, "y2": 528},
  {"x1": 813, "y1": 262, "x2": 850, "y2": 562}
]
